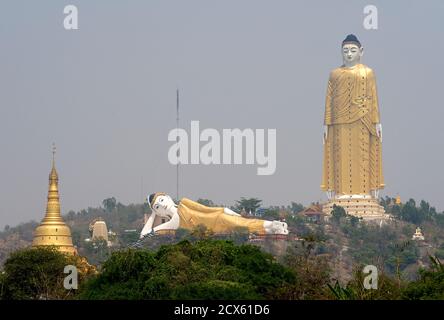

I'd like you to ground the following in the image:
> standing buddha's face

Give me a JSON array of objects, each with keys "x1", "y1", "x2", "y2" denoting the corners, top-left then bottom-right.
[
  {"x1": 151, "y1": 194, "x2": 176, "y2": 218},
  {"x1": 342, "y1": 44, "x2": 363, "y2": 66}
]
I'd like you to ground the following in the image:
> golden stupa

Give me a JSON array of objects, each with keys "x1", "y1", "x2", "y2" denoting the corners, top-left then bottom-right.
[{"x1": 32, "y1": 146, "x2": 77, "y2": 255}]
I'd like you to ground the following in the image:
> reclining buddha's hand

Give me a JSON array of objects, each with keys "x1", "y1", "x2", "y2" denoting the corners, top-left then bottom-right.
[{"x1": 140, "y1": 229, "x2": 155, "y2": 240}]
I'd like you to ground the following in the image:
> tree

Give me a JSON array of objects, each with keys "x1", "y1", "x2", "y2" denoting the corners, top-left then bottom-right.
[
  {"x1": 190, "y1": 224, "x2": 214, "y2": 240},
  {"x1": 84, "y1": 238, "x2": 110, "y2": 265},
  {"x1": 79, "y1": 240, "x2": 296, "y2": 299},
  {"x1": 400, "y1": 199, "x2": 425, "y2": 225},
  {"x1": 230, "y1": 226, "x2": 249, "y2": 244},
  {"x1": 235, "y1": 198, "x2": 262, "y2": 215},
  {"x1": 1, "y1": 247, "x2": 94, "y2": 300},
  {"x1": 331, "y1": 205, "x2": 347, "y2": 224},
  {"x1": 328, "y1": 266, "x2": 403, "y2": 300},
  {"x1": 390, "y1": 204, "x2": 401, "y2": 218},
  {"x1": 280, "y1": 235, "x2": 331, "y2": 299},
  {"x1": 380, "y1": 196, "x2": 393, "y2": 210},
  {"x1": 349, "y1": 215, "x2": 360, "y2": 227},
  {"x1": 120, "y1": 231, "x2": 139, "y2": 247},
  {"x1": 67, "y1": 210, "x2": 76, "y2": 221},
  {"x1": 402, "y1": 255, "x2": 444, "y2": 299},
  {"x1": 262, "y1": 208, "x2": 280, "y2": 220},
  {"x1": 290, "y1": 202, "x2": 304, "y2": 215},
  {"x1": 102, "y1": 197, "x2": 117, "y2": 213},
  {"x1": 71, "y1": 230, "x2": 82, "y2": 247},
  {"x1": 197, "y1": 199, "x2": 215, "y2": 207},
  {"x1": 175, "y1": 228, "x2": 191, "y2": 241}
]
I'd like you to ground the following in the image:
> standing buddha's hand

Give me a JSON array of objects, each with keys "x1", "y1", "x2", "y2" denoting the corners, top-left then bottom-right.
[
  {"x1": 376, "y1": 123, "x2": 382, "y2": 142},
  {"x1": 323, "y1": 125, "x2": 328, "y2": 144}
]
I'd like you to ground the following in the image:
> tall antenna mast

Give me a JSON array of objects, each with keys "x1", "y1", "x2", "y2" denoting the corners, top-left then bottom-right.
[
  {"x1": 140, "y1": 176, "x2": 143, "y2": 203},
  {"x1": 176, "y1": 89, "x2": 180, "y2": 201}
]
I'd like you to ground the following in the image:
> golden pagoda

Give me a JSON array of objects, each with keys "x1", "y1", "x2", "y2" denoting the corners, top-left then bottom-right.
[{"x1": 32, "y1": 145, "x2": 77, "y2": 255}]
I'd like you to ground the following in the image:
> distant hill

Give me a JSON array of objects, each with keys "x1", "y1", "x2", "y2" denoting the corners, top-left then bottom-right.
[
  {"x1": 1, "y1": 196, "x2": 444, "y2": 282},
  {"x1": 0, "y1": 199, "x2": 148, "y2": 267}
]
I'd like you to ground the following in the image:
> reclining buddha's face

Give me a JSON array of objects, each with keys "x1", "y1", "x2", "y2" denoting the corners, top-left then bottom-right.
[{"x1": 151, "y1": 194, "x2": 176, "y2": 218}]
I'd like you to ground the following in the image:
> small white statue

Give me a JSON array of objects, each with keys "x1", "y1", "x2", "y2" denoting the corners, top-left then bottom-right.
[{"x1": 412, "y1": 227, "x2": 425, "y2": 241}]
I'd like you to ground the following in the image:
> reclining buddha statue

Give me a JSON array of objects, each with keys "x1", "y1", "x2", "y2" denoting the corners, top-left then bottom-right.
[{"x1": 140, "y1": 192, "x2": 289, "y2": 239}]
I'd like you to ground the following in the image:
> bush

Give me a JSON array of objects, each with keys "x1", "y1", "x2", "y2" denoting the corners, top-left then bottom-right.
[
  {"x1": 79, "y1": 240, "x2": 296, "y2": 299},
  {"x1": 402, "y1": 256, "x2": 444, "y2": 299},
  {"x1": 1, "y1": 246, "x2": 94, "y2": 300}
]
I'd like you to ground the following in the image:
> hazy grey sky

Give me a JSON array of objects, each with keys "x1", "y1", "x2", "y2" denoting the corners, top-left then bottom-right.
[{"x1": 1, "y1": 1, "x2": 443, "y2": 228}]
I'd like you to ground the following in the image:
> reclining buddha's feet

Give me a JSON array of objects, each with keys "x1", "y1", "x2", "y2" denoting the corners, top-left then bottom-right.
[{"x1": 264, "y1": 220, "x2": 289, "y2": 235}]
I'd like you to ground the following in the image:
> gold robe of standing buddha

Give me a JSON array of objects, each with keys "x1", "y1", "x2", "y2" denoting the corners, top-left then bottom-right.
[{"x1": 321, "y1": 63, "x2": 384, "y2": 195}]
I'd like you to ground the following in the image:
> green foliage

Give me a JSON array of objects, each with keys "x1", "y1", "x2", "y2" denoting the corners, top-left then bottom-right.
[
  {"x1": 380, "y1": 196, "x2": 394, "y2": 211},
  {"x1": 331, "y1": 205, "x2": 347, "y2": 224},
  {"x1": 174, "y1": 228, "x2": 191, "y2": 241},
  {"x1": 261, "y1": 208, "x2": 280, "y2": 220},
  {"x1": 83, "y1": 239, "x2": 110, "y2": 265},
  {"x1": 281, "y1": 236, "x2": 331, "y2": 299},
  {"x1": 190, "y1": 224, "x2": 214, "y2": 240},
  {"x1": 344, "y1": 222, "x2": 419, "y2": 277},
  {"x1": 120, "y1": 231, "x2": 140, "y2": 247},
  {"x1": 402, "y1": 255, "x2": 444, "y2": 299},
  {"x1": 290, "y1": 202, "x2": 305, "y2": 215},
  {"x1": 434, "y1": 213, "x2": 444, "y2": 228},
  {"x1": 349, "y1": 215, "x2": 360, "y2": 227},
  {"x1": 397, "y1": 199, "x2": 437, "y2": 225},
  {"x1": 385, "y1": 241, "x2": 419, "y2": 276},
  {"x1": 79, "y1": 240, "x2": 295, "y2": 300},
  {"x1": 435, "y1": 243, "x2": 444, "y2": 259},
  {"x1": 328, "y1": 266, "x2": 404, "y2": 300},
  {"x1": 2, "y1": 195, "x2": 444, "y2": 300},
  {"x1": 102, "y1": 197, "x2": 117, "y2": 213},
  {"x1": 229, "y1": 227, "x2": 250, "y2": 245},
  {"x1": 285, "y1": 214, "x2": 311, "y2": 236},
  {"x1": 196, "y1": 199, "x2": 215, "y2": 207},
  {"x1": 1, "y1": 247, "x2": 76, "y2": 300},
  {"x1": 0, "y1": 270, "x2": 5, "y2": 298},
  {"x1": 328, "y1": 280, "x2": 357, "y2": 300},
  {"x1": 235, "y1": 198, "x2": 262, "y2": 215}
]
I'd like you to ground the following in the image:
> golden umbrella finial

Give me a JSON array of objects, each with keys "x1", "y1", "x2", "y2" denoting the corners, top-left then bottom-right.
[
  {"x1": 52, "y1": 143, "x2": 56, "y2": 165},
  {"x1": 50, "y1": 143, "x2": 58, "y2": 181}
]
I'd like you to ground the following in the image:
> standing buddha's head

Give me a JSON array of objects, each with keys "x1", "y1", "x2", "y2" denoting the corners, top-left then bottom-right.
[{"x1": 342, "y1": 34, "x2": 363, "y2": 67}]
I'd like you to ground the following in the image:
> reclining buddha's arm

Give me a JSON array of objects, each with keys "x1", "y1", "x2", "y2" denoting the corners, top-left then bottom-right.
[
  {"x1": 152, "y1": 212, "x2": 180, "y2": 233},
  {"x1": 140, "y1": 213, "x2": 156, "y2": 239},
  {"x1": 140, "y1": 209, "x2": 181, "y2": 238}
]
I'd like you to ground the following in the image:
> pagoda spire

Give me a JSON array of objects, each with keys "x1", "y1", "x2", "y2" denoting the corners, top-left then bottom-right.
[
  {"x1": 32, "y1": 145, "x2": 77, "y2": 254},
  {"x1": 44, "y1": 143, "x2": 62, "y2": 222},
  {"x1": 51, "y1": 143, "x2": 56, "y2": 171}
]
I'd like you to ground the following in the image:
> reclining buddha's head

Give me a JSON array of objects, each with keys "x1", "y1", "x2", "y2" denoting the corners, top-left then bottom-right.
[{"x1": 148, "y1": 192, "x2": 176, "y2": 218}]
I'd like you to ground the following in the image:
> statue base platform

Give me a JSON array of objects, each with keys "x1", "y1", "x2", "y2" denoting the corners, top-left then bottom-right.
[{"x1": 322, "y1": 195, "x2": 390, "y2": 222}]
